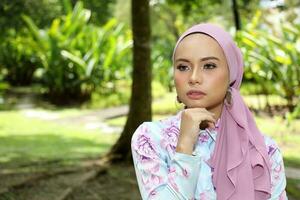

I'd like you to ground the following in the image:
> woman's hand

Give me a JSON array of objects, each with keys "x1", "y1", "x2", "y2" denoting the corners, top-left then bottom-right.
[{"x1": 176, "y1": 108, "x2": 216, "y2": 155}]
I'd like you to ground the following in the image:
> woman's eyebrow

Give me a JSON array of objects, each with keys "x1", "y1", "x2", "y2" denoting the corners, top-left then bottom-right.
[
  {"x1": 175, "y1": 58, "x2": 190, "y2": 63},
  {"x1": 200, "y1": 56, "x2": 220, "y2": 61},
  {"x1": 175, "y1": 56, "x2": 220, "y2": 63}
]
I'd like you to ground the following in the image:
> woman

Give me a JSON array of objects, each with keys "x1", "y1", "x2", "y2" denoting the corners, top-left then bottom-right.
[{"x1": 131, "y1": 23, "x2": 287, "y2": 200}]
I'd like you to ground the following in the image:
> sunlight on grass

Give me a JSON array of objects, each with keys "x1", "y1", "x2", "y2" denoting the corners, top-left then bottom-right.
[
  {"x1": 243, "y1": 95, "x2": 287, "y2": 109},
  {"x1": 255, "y1": 116, "x2": 300, "y2": 167},
  {"x1": 20, "y1": 108, "x2": 92, "y2": 120},
  {"x1": 105, "y1": 114, "x2": 171, "y2": 127},
  {"x1": 86, "y1": 81, "x2": 167, "y2": 109},
  {"x1": 152, "y1": 92, "x2": 182, "y2": 115},
  {"x1": 0, "y1": 111, "x2": 119, "y2": 168},
  {"x1": 1, "y1": 91, "x2": 299, "y2": 172},
  {"x1": 105, "y1": 116, "x2": 127, "y2": 127}
]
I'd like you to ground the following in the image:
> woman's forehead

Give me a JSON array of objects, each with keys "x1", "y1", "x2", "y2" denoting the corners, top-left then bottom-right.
[{"x1": 174, "y1": 33, "x2": 226, "y2": 60}]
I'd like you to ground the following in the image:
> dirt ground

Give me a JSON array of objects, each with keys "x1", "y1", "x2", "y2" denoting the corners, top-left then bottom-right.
[{"x1": 0, "y1": 159, "x2": 141, "y2": 200}]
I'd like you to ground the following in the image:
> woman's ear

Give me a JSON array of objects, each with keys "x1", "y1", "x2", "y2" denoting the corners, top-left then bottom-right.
[
  {"x1": 229, "y1": 80, "x2": 235, "y2": 87},
  {"x1": 225, "y1": 87, "x2": 232, "y2": 106}
]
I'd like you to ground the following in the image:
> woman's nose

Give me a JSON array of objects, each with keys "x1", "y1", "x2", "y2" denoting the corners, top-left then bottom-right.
[{"x1": 189, "y1": 68, "x2": 203, "y2": 85}]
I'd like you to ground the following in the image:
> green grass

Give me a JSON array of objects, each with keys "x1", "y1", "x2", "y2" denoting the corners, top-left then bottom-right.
[
  {"x1": 105, "y1": 114, "x2": 171, "y2": 127},
  {"x1": 0, "y1": 111, "x2": 119, "y2": 168},
  {"x1": 254, "y1": 116, "x2": 300, "y2": 168},
  {"x1": 284, "y1": 157, "x2": 300, "y2": 169},
  {"x1": 22, "y1": 107, "x2": 92, "y2": 118},
  {"x1": 105, "y1": 116, "x2": 127, "y2": 127},
  {"x1": 0, "y1": 90, "x2": 299, "y2": 198},
  {"x1": 86, "y1": 80, "x2": 167, "y2": 109},
  {"x1": 286, "y1": 178, "x2": 300, "y2": 198}
]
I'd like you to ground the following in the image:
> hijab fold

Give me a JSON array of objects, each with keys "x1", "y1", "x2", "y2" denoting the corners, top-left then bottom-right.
[{"x1": 173, "y1": 23, "x2": 271, "y2": 200}]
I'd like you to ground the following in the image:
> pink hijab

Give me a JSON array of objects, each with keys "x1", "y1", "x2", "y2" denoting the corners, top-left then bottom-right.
[{"x1": 173, "y1": 23, "x2": 271, "y2": 200}]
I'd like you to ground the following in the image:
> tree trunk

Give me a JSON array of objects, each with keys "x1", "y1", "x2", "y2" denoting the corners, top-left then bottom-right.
[
  {"x1": 106, "y1": 0, "x2": 152, "y2": 163},
  {"x1": 232, "y1": 0, "x2": 241, "y2": 30}
]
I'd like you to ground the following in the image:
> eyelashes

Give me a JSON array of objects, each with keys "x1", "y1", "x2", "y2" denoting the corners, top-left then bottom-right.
[
  {"x1": 204, "y1": 63, "x2": 217, "y2": 69},
  {"x1": 176, "y1": 63, "x2": 217, "y2": 71},
  {"x1": 176, "y1": 64, "x2": 190, "y2": 71}
]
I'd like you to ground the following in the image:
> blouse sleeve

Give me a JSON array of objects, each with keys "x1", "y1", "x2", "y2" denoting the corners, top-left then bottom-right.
[
  {"x1": 131, "y1": 122, "x2": 202, "y2": 200},
  {"x1": 267, "y1": 139, "x2": 288, "y2": 200}
]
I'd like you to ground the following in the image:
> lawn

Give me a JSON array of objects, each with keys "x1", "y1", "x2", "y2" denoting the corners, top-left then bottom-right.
[
  {"x1": 0, "y1": 110, "x2": 119, "y2": 169},
  {"x1": 0, "y1": 92, "x2": 299, "y2": 199}
]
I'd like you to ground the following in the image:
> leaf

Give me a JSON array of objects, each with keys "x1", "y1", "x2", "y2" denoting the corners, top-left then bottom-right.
[
  {"x1": 62, "y1": 0, "x2": 72, "y2": 14},
  {"x1": 86, "y1": 58, "x2": 97, "y2": 77},
  {"x1": 61, "y1": 50, "x2": 85, "y2": 68}
]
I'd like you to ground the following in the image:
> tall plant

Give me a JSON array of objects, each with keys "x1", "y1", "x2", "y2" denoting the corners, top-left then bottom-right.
[
  {"x1": 236, "y1": 12, "x2": 300, "y2": 112},
  {"x1": 0, "y1": 30, "x2": 40, "y2": 86},
  {"x1": 23, "y1": 1, "x2": 132, "y2": 104}
]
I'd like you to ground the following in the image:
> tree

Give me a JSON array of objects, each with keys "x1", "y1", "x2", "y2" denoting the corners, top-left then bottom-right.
[
  {"x1": 106, "y1": 0, "x2": 152, "y2": 163},
  {"x1": 232, "y1": 0, "x2": 242, "y2": 30}
]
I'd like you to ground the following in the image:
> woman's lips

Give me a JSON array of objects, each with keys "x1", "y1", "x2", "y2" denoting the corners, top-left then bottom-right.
[{"x1": 186, "y1": 90, "x2": 206, "y2": 100}]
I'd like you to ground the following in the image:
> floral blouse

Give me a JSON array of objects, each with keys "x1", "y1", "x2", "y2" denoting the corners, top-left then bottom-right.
[{"x1": 131, "y1": 110, "x2": 288, "y2": 200}]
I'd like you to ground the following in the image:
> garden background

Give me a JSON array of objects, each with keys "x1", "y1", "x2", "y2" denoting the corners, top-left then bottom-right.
[{"x1": 0, "y1": 0, "x2": 300, "y2": 199}]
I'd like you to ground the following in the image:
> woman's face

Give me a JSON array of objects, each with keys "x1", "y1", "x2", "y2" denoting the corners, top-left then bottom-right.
[{"x1": 173, "y1": 33, "x2": 230, "y2": 112}]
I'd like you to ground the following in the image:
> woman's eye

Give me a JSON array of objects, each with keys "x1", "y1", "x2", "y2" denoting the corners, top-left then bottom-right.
[
  {"x1": 176, "y1": 65, "x2": 189, "y2": 71},
  {"x1": 203, "y1": 63, "x2": 216, "y2": 69}
]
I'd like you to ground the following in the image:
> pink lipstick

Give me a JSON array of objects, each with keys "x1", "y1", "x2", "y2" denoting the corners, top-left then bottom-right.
[{"x1": 186, "y1": 90, "x2": 206, "y2": 100}]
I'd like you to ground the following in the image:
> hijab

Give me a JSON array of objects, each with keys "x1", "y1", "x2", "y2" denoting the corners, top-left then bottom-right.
[{"x1": 172, "y1": 23, "x2": 271, "y2": 200}]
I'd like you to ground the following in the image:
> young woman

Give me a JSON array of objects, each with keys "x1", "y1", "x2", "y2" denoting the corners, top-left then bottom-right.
[{"x1": 131, "y1": 23, "x2": 287, "y2": 200}]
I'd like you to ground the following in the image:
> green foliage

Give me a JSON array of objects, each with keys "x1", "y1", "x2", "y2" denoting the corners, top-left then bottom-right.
[
  {"x1": 151, "y1": 37, "x2": 174, "y2": 92},
  {"x1": 0, "y1": 0, "x2": 116, "y2": 34},
  {"x1": 22, "y1": 1, "x2": 132, "y2": 105},
  {"x1": 236, "y1": 11, "x2": 300, "y2": 112},
  {"x1": 149, "y1": 0, "x2": 258, "y2": 91},
  {"x1": 71, "y1": 0, "x2": 116, "y2": 25},
  {"x1": 0, "y1": 0, "x2": 62, "y2": 32},
  {"x1": 0, "y1": 30, "x2": 40, "y2": 86},
  {"x1": 286, "y1": 103, "x2": 300, "y2": 127},
  {"x1": 165, "y1": 0, "x2": 222, "y2": 16}
]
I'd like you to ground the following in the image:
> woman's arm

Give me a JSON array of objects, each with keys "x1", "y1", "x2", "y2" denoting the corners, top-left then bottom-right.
[
  {"x1": 131, "y1": 122, "x2": 202, "y2": 200},
  {"x1": 267, "y1": 140, "x2": 288, "y2": 200}
]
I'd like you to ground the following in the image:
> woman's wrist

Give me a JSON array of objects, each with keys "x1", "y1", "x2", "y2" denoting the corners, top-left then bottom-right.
[{"x1": 176, "y1": 137, "x2": 196, "y2": 155}]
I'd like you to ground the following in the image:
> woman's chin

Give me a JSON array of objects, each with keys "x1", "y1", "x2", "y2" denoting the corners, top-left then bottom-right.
[{"x1": 184, "y1": 103, "x2": 207, "y2": 109}]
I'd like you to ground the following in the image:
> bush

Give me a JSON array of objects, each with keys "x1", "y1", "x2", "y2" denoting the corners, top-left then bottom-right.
[
  {"x1": 23, "y1": 1, "x2": 132, "y2": 105},
  {"x1": 236, "y1": 11, "x2": 300, "y2": 112},
  {"x1": 0, "y1": 30, "x2": 40, "y2": 86}
]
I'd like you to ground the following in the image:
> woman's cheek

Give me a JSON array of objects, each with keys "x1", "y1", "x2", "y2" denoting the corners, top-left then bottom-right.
[
  {"x1": 174, "y1": 73, "x2": 187, "y2": 87},
  {"x1": 213, "y1": 76, "x2": 228, "y2": 99}
]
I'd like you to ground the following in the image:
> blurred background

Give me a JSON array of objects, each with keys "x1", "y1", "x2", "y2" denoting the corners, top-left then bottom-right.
[{"x1": 0, "y1": 0, "x2": 299, "y2": 199}]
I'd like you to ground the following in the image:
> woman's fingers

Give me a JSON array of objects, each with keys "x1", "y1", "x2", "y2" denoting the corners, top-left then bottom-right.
[
  {"x1": 199, "y1": 120, "x2": 210, "y2": 130},
  {"x1": 208, "y1": 121, "x2": 216, "y2": 129},
  {"x1": 199, "y1": 115, "x2": 216, "y2": 130},
  {"x1": 177, "y1": 108, "x2": 217, "y2": 154}
]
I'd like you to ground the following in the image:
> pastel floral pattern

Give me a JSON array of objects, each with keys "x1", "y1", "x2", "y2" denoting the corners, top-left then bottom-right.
[
  {"x1": 136, "y1": 134, "x2": 158, "y2": 161},
  {"x1": 160, "y1": 125, "x2": 180, "y2": 155},
  {"x1": 198, "y1": 133, "x2": 209, "y2": 143},
  {"x1": 131, "y1": 111, "x2": 288, "y2": 200}
]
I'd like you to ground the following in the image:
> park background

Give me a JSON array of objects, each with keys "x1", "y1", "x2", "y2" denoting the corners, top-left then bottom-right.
[{"x1": 0, "y1": 0, "x2": 299, "y2": 199}]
